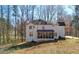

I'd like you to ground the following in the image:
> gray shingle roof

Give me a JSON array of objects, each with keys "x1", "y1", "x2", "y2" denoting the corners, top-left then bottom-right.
[{"x1": 26, "y1": 19, "x2": 53, "y2": 25}]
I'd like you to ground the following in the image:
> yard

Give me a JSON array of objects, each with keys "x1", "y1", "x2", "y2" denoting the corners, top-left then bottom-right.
[{"x1": 0, "y1": 36, "x2": 79, "y2": 54}]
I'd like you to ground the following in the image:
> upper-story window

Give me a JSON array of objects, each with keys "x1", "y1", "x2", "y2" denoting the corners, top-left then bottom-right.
[
  {"x1": 29, "y1": 26, "x2": 32, "y2": 29},
  {"x1": 29, "y1": 26, "x2": 35, "y2": 29},
  {"x1": 33, "y1": 26, "x2": 35, "y2": 28}
]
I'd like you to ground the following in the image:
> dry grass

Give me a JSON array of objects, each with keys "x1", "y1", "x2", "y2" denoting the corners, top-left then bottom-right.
[
  {"x1": 1, "y1": 36, "x2": 79, "y2": 54},
  {"x1": 14, "y1": 36, "x2": 79, "y2": 54}
]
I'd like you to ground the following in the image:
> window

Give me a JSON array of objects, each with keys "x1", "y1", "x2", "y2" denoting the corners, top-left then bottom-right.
[
  {"x1": 29, "y1": 26, "x2": 35, "y2": 29},
  {"x1": 37, "y1": 30, "x2": 54, "y2": 39},
  {"x1": 33, "y1": 26, "x2": 35, "y2": 28},
  {"x1": 29, "y1": 26, "x2": 32, "y2": 29},
  {"x1": 29, "y1": 32, "x2": 33, "y2": 36}
]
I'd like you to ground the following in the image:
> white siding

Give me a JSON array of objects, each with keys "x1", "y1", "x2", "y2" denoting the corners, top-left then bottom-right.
[
  {"x1": 26, "y1": 23, "x2": 37, "y2": 42},
  {"x1": 37, "y1": 25, "x2": 54, "y2": 30},
  {"x1": 26, "y1": 23, "x2": 65, "y2": 42},
  {"x1": 56, "y1": 26, "x2": 65, "y2": 38}
]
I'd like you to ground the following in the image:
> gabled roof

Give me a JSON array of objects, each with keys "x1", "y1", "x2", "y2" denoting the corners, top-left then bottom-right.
[
  {"x1": 26, "y1": 19, "x2": 53, "y2": 25},
  {"x1": 57, "y1": 18, "x2": 65, "y2": 26},
  {"x1": 58, "y1": 22, "x2": 65, "y2": 26},
  {"x1": 37, "y1": 30, "x2": 54, "y2": 32},
  {"x1": 26, "y1": 19, "x2": 65, "y2": 26},
  {"x1": 30, "y1": 19, "x2": 47, "y2": 25}
]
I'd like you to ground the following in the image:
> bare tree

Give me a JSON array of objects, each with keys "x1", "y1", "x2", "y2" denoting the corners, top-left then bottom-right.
[
  {"x1": 20, "y1": 5, "x2": 25, "y2": 42},
  {"x1": 74, "y1": 5, "x2": 79, "y2": 37},
  {"x1": 25, "y1": 5, "x2": 29, "y2": 20},
  {"x1": 12, "y1": 5, "x2": 19, "y2": 40},
  {"x1": 6, "y1": 5, "x2": 10, "y2": 43},
  {"x1": 31, "y1": 5, "x2": 35, "y2": 20},
  {"x1": 0, "y1": 5, "x2": 4, "y2": 44}
]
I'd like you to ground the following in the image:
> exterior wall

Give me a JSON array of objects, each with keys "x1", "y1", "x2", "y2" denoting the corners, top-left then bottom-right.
[
  {"x1": 57, "y1": 26, "x2": 65, "y2": 38},
  {"x1": 37, "y1": 25, "x2": 60, "y2": 40},
  {"x1": 26, "y1": 23, "x2": 65, "y2": 42},
  {"x1": 26, "y1": 23, "x2": 37, "y2": 42},
  {"x1": 37, "y1": 25, "x2": 54, "y2": 30},
  {"x1": 53, "y1": 26, "x2": 60, "y2": 39}
]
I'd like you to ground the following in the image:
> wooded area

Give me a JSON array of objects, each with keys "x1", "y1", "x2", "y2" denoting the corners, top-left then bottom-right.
[{"x1": 0, "y1": 5, "x2": 79, "y2": 46}]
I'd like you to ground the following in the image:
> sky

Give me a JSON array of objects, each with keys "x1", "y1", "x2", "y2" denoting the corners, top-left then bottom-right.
[
  {"x1": 0, "y1": 5, "x2": 75, "y2": 25},
  {"x1": 64, "y1": 5, "x2": 75, "y2": 15},
  {"x1": 0, "y1": 5, "x2": 74, "y2": 17}
]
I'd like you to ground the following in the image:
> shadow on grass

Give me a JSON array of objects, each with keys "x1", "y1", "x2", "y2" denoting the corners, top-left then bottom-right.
[{"x1": 6, "y1": 38, "x2": 65, "y2": 51}]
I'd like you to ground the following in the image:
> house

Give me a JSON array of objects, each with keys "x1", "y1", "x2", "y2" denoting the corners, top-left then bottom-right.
[{"x1": 26, "y1": 19, "x2": 65, "y2": 42}]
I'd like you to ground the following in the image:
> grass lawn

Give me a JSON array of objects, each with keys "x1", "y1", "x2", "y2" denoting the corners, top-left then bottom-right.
[{"x1": 0, "y1": 36, "x2": 79, "y2": 54}]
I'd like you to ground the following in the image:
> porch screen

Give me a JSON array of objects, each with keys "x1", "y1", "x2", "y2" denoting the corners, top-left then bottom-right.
[{"x1": 37, "y1": 30, "x2": 54, "y2": 38}]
